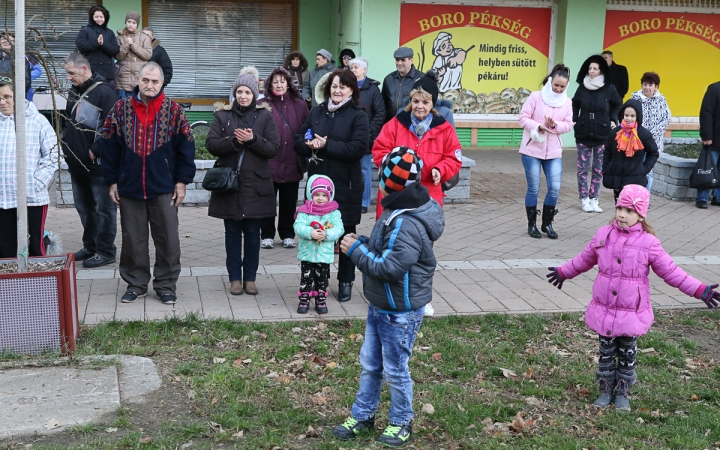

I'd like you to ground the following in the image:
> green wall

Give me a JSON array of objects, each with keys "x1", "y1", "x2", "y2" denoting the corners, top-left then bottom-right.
[
  {"x1": 102, "y1": 0, "x2": 143, "y2": 33},
  {"x1": 298, "y1": 0, "x2": 333, "y2": 61},
  {"x1": 359, "y1": 0, "x2": 400, "y2": 81}
]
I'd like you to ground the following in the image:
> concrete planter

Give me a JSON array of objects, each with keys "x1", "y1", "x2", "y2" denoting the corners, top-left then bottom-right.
[
  {"x1": 651, "y1": 139, "x2": 700, "y2": 201},
  {"x1": 57, "y1": 157, "x2": 476, "y2": 206}
]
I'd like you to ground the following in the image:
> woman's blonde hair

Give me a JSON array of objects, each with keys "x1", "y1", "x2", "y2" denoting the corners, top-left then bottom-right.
[{"x1": 403, "y1": 88, "x2": 439, "y2": 115}]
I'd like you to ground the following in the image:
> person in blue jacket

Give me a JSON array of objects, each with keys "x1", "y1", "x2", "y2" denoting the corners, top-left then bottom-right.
[{"x1": 335, "y1": 146, "x2": 444, "y2": 448}]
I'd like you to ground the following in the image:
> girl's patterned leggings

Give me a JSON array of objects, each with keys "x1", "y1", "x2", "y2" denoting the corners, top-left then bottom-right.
[
  {"x1": 598, "y1": 335, "x2": 638, "y2": 395},
  {"x1": 576, "y1": 143, "x2": 605, "y2": 200},
  {"x1": 299, "y1": 261, "x2": 330, "y2": 299}
]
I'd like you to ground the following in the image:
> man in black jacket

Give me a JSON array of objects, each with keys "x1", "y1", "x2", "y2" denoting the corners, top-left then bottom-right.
[
  {"x1": 697, "y1": 81, "x2": 720, "y2": 208},
  {"x1": 602, "y1": 50, "x2": 629, "y2": 101},
  {"x1": 143, "y1": 28, "x2": 173, "y2": 87},
  {"x1": 63, "y1": 52, "x2": 119, "y2": 268},
  {"x1": 382, "y1": 47, "x2": 422, "y2": 123}
]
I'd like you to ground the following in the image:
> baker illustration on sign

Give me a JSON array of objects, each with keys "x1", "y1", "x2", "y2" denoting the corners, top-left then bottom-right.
[{"x1": 432, "y1": 32, "x2": 473, "y2": 92}]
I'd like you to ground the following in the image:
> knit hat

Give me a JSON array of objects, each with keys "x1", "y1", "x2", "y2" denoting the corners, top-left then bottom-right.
[
  {"x1": 379, "y1": 147, "x2": 423, "y2": 194},
  {"x1": 231, "y1": 66, "x2": 260, "y2": 101},
  {"x1": 125, "y1": 11, "x2": 141, "y2": 24},
  {"x1": 310, "y1": 175, "x2": 334, "y2": 201},
  {"x1": 412, "y1": 72, "x2": 439, "y2": 105},
  {"x1": 316, "y1": 48, "x2": 332, "y2": 62},
  {"x1": 616, "y1": 184, "x2": 650, "y2": 217}
]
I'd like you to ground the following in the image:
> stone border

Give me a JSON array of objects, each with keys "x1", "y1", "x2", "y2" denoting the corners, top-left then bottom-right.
[{"x1": 651, "y1": 139, "x2": 699, "y2": 201}]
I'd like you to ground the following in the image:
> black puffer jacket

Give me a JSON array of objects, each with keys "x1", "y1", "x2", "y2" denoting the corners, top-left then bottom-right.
[
  {"x1": 150, "y1": 39, "x2": 173, "y2": 86},
  {"x1": 357, "y1": 77, "x2": 385, "y2": 153},
  {"x1": 572, "y1": 82, "x2": 623, "y2": 147},
  {"x1": 62, "y1": 73, "x2": 118, "y2": 178},
  {"x1": 602, "y1": 99, "x2": 659, "y2": 190},
  {"x1": 206, "y1": 102, "x2": 280, "y2": 221},
  {"x1": 294, "y1": 100, "x2": 370, "y2": 226},
  {"x1": 75, "y1": 6, "x2": 120, "y2": 82},
  {"x1": 699, "y1": 81, "x2": 720, "y2": 151}
]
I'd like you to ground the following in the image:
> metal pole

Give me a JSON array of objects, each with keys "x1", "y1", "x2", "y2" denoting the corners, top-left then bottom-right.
[{"x1": 14, "y1": 0, "x2": 27, "y2": 272}]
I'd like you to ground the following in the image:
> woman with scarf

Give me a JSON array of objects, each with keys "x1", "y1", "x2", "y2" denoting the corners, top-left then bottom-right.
[
  {"x1": 257, "y1": 67, "x2": 310, "y2": 249},
  {"x1": 630, "y1": 72, "x2": 671, "y2": 191},
  {"x1": 294, "y1": 69, "x2": 369, "y2": 303},
  {"x1": 602, "y1": 99, "x2": 659, "y2": 202},
  {"x1": 517, "y1": 64, "x2": 574, "y2": 239},
  {"x1": 572, "y1": 55, "x2": 622, "y2": 213}
]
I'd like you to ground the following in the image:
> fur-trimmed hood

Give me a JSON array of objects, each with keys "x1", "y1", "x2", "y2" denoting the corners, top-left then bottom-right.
[
  {"x1": 151, "y1": 38, "x2": 161, "y2": 50},
  {"x1": 87, "y1": 5, "x2": 110, "y2": 29},
  {"x1": 284, "y1": 51, "x2": 308, "y2": 73},
  {"x1": 576, "y1": 55, "x2": 609, "y2": 84},
  {"x1": 264, "y1": 67, "x2": 301, "y2": 100},
  {"x1": 314, "y1": 72, "x2": 333, "y2": 105}
]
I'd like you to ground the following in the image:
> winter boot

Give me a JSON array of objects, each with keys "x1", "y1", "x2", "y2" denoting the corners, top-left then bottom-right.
[
  {"x1": 297, "y1": 292, "x2": 310, "y2": 314},
  {"x1": 540, "y1": 204, "x2": 559, "y2": 239},
  {"x1": 315, "y1": 291, "x2": 328, "y2": 315},
  {"x1": 593, "y1": 370, "x2": 615, "y2": 407},
  {"x1": 614, "y1": 372, "x2": 636, "y2": 412},
  {"x1": 525, "y1": 206, "x2": 541, "y2": 239}
]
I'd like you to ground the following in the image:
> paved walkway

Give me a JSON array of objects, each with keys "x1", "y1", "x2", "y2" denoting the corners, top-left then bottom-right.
[{"x1": 44, "y1": 150, "x2": 720, "y2": 324}]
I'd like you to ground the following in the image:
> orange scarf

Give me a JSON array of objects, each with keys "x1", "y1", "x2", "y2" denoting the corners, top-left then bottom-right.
[{"x1": 615, "y1": 120, "x2": 644, "y2": 157}]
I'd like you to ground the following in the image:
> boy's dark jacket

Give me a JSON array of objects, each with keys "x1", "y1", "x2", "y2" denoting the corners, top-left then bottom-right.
[
  {"x1": 347, "y1": 182, "x2": 444, "y2": 312},
  {"x1": 602, "y1": 99, "x2": 659, "y2": 190}
]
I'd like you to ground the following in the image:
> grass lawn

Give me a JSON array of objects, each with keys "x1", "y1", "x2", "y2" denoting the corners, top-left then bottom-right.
[{"x1": 2, "y1": 309, "x2": 720, "y2": 449}]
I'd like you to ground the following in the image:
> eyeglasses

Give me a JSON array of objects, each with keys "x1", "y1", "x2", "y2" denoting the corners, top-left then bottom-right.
[
  {"x1": 0, "y1": 95, "x2": 14, "y2": 103},
  {"x1": 0, "y1": 76, "x2": 12, "y2": 83},
  {"x1": 342, "y1": 55, "x2": 352, "y2": 60}
]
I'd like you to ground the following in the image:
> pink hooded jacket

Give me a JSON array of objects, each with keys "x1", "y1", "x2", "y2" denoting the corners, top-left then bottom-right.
[
  {"x1": 518, "y1": 91, "x2": 573, "y2": 160},
  {"x1": 560, "y1": 221, "x2": 703, "y2": 337}
]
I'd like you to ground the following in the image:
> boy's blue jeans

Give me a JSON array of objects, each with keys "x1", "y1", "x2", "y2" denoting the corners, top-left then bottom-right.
[{"x1": 351, "y1": 304, "x2": 424, "y2": 425}]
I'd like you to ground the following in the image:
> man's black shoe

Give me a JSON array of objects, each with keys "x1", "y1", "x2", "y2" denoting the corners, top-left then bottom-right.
[
  {"x1": 361, "y1": 206, "x2": 368, "y2": 214},
  {"x1": 696, "y1": 200, "x2": 709, "y2": 209},
  {"x1": 82, "y1": 254, "x2": 116, "y2": 268},
  {"x1": 121, "y1": 292, "x2": 146, "y2": 303},
  {"x1": 74, "y1": 248, "x2": 94, "y2": 261},
  {"x1": 158, "y1": 293, "x2": 177, "y2": 305},
  {"x1": 338, "y1": 282, "x2": 353, "y2": 302}
]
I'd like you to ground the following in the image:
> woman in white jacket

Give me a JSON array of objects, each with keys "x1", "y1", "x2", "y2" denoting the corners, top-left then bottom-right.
[
  {"x1": 0, "y1": 76, "x2": 58, "y2": 258},
  {"x1": 518, "y1": 64, "x2": 573, "y2": 239},
  {"x1": 630, "y1": 71, "x2": 671, "y2": 191}
]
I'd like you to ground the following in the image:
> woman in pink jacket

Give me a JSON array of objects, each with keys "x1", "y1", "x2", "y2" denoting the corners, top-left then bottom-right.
[
  {"x1": 518, "y1": 64, "x2": 573, "y2": 239},
  {"x1": 546, "y1": 185, "x2": 719, "y2": 412}
]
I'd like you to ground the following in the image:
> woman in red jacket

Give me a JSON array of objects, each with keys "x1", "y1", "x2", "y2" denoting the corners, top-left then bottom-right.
[{"x1": 373, "y1": 75, "x2": 462, "y2": 219}]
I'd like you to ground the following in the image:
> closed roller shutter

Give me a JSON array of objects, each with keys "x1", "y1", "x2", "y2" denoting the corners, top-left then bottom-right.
[
  {"x1": 148, "y1": 0, "x2": 294, "y2": 99},
  {"x1": 4, "y1": 0, "x2": 96, "y2": 87}
]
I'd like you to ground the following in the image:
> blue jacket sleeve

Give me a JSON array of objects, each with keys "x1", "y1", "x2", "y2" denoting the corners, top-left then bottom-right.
[{"x1": 349, "y1": 217, "x2": 422, "y2": 282}]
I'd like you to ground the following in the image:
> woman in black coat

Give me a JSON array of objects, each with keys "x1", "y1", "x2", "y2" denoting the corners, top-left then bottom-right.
[
  {"x1": 75, "y1": 5, "x2": 120, "y2": 86},
  {"x1": 572, "y1": 54, "x2": 622, "y2": 213},
  {"x1": 602, "y1": 99, "x2": 659, "y2": 202},
  {"x1": 294, "y1": 69, "x2": 370, "y2": 302},
  {"x1": 206, "y1": 67, "x2": 280, "y2": 297}
]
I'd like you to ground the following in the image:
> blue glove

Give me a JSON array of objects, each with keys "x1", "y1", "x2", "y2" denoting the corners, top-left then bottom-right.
[
  {"x1": 546, "y1": 267, "x2": 565, "y2": 289},
  {"x1": 701, "y1": 284, "x2": 719, "y2": 309}
]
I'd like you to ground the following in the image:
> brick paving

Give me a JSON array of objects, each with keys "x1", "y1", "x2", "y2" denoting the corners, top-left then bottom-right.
[{"x1": 44, "y1": 150, "x2": 720, "y2": 324}]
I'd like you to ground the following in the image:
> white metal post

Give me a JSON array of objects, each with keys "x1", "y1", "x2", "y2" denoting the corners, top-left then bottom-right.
[{"x1": 14, "y1": 0, "x2": 27, "y2": 272}]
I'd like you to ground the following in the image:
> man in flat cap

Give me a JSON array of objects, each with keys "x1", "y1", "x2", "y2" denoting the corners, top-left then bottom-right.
[{"x1": 382, "y1": 46, "x2": 423, "y2": 123}]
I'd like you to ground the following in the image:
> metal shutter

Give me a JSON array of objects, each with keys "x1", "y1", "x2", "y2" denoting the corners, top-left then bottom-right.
[
  {"x1": 3, "y1": 0, "x2": 97, "y2": 87},
  {"x1": 148, "y1": 0, "x2": 293, "y2": 99}
]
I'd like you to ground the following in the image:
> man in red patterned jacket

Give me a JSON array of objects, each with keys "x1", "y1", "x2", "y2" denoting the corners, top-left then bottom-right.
[{"x1": 101, "y1": 61, "x2": 196, "y2": 305}]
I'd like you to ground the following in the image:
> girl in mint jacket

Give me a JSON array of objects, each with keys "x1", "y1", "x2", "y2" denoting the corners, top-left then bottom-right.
[{"x1": 294, "y1": 175, "x2": 344, "y2": 314}]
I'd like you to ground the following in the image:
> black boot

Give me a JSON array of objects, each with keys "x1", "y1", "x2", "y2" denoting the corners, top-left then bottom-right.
[
  {"x1": 338, "y1": 282, "x2": 353, "y2": 302},
  {"x1": 540, "y1": 205, "x2": 559, "y2": 239},
  {"x1": 525, "y1": 207, "x2": 541, "y2": 238}
]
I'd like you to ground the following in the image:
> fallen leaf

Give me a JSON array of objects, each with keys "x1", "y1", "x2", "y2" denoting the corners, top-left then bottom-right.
[
  {"x1": 187, "y1": 390, "x2": 197, "y2": 399},
  {"x1": 291, "y1": 327, "x2": 302, "y2": 333},
  {"x1": 422, "y1": 403, "x2": 435, "y2": 414},
  {"x1": 640, "y1": 347, "x2": 657, "y2": 354},
  {"x1": 499, "y1": 368, "x2": 518, "y2": 379},
  {"x1": 431, "y1": 352, "x2": 443, "y2": 362},
  {"x1": 525, "y1": 396, "x2": 542, "y2": 407},
  {"x1": 578, "y1": 388, "x2": 591, "y2": 398},
  {"x1": 277, "y1": 374, "x2": 293, "y2": 383},
  {"x1": 458, "y1": 403, "x2": 465, "y2": 412},
  {"x1": 212, "y1": 357, "x2": 226, "y2": 364},
  {"x1": 242, "y1": 358, "x2": 252, "y2": 364},
  {"x1": 311, "y1": 394, "x2": 329, "y2": 405},
  {"x1": 145, "y1": 350, "x2": 156, "y2": 357},
  {"x1": 139, "y1": 436, "x2": 152, "y2": 443},
  {"x1": 326, "y1": 361, "x2": 337, "y2": 370},
  {"x1": 691, "y1": 394, "x2": 699, "y2": 401},
  {"x1": 636, "y1": 417, "x2": 645, "y2": 424},
  {"x1": 556, "y1": 350, "x2": 571, "y2": 357},
  {"x1": 317, "y1": 322, "x2": 328, "y2": 331},
  {"x1": 266, "y1": 371, "x2": 279, "y2": 378},
  {"x1": 467, "y1": 424, "x2": 476, "y2": 429},
  {"x1": 481, "y1": 417, "x2": 494, "y2": 433},
  {"x1": 44, "y1": 419, "x2": 61, "y2": 430},
  {"x1": 525, "y1": 347, "x2": 536, "y2": 355},
  {"x1": 306, "y1": 425, "x2": 321, "y2": 437},
  {"x1": 174, "y1": 376, "x2": 181, "y2": 382},
  {"x1": 208, "y1": 421, "x2": 224, "y2": 433},
  {"x1": 211, "y1": 397, "x2": 218, "y2": 405},
  {"x1": 651, "y1": 409, "x2": 662, "y2": 417},
  {"x1": 509, "y1": 413, "x2": 526, "y2": 432},
  {"x1": 639, "y1": 407, "x2": 649, "y2": 413},
  {"x1": 525, "y1": 368, "x2": 534, "y2": 379},
  {"x1": 105, "y1": 427, "x2": 118, "y2": 433},
  {"x1": 232, "y1": 430, "x2": 244, "y2": 438},
  {"x1": 232, "y1": 359, "x2": 244, "y2": 368}
]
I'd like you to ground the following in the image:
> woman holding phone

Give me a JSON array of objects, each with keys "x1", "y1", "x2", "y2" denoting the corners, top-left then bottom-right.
[{"x1": 517, "y1": 64, "x2": 574, "y2": 239}]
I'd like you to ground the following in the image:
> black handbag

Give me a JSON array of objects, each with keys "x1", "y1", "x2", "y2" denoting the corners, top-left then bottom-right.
[
  {"x1": 201, "y1": 112, "x2": 256, "y2": 193},
  {"x1": 689, "y1": 145, "x2": 720, "y2": 190},
  {"x1": 442, "y1": 173, "x2": 460, "y2": 192}
]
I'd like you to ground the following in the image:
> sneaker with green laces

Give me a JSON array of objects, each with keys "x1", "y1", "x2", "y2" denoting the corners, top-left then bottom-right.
[
  {"x1": 332, "y1": 416, "x2": 375, "y2": 440},
  {"x1": 376, "y1": 423, "x2": 413, "y2": 447}
]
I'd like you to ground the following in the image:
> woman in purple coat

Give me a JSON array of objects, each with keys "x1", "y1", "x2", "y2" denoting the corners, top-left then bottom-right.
[{"x1": 258, "y1": 67, "x2": 310, "y2": 249}]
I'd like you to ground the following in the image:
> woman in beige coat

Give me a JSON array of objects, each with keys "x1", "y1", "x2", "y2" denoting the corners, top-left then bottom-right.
[{"x1": 116, "y1": 11, "x2": 151, "y2": 98}]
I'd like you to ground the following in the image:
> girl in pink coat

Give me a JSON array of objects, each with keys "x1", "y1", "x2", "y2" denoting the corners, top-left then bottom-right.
[
  {"x1": 518, "y1": 64, "x2": 573, "y2": 240},
  {"x1": 546, "y1": 185, "x2": 719, "y2": 411}
]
